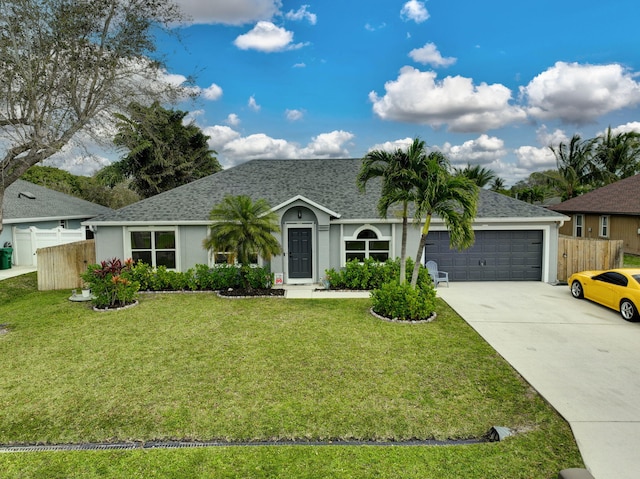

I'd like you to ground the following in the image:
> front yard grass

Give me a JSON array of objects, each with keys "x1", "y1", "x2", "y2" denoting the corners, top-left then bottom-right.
[{"x1": 0, "y1": 273, "x2": 583, "y2": 478}]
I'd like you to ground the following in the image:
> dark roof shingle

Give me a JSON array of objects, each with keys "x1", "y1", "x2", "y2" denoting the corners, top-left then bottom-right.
[
  {"x1": 549, "y1": 174, "x2": 640, "y2": 215},
  {"x1": 87, "y1": 159, "x2": 564, "y2": 223},
  {"x1": 3, "y1": 179, "x2": 113, "y2": 221}
]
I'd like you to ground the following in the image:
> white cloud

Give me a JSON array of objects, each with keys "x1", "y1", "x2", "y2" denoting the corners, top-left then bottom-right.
[
  {"x1": 514, "y1": 145, "x2": 557, "y2": 170},
  {"x1": 201, "y1": 83, "x2": 223, "y2": 101},
  {"x1": 202, "y1": 125, "x2": 242, "y2": 151},
  {"x1": 365, "y1": 22, "x2": 386, "y2": 32},
  {"x1": 300, "y1": 131, "x2": 354, "y2": 157},
  {"x1": 225, "y1": 113, "x2": 240, "y2": 126},
  {"x1": 285, "y1": 109, "x2": 304, "y2": 121},
  {"x1": 367, "y1": 138, "x2": 415, "y2": 153},
  {"x1": 43, "y1": 153, "x2": 112, "y2": 176},
  {"x1": 234, "y1": 21, "x2": 306, "y2": 52},
  {"x1": 400, "y1": 1, "x2": 429, "y2": 23},
  {"x1": 285, "y1": 5, "x2": 317, "y2": 25},
  {"x1": 439, "y1": 134, "x2": 507, "y2": 166},
  {"x1": 521, "y1": 62, "x2": 640, "y2": 124},
  {"x1": 609, "y1": 121, "x2": 640, "y2": 135},
  {"x1": 202, "y1": 126, "x2": 354, "y2": 168},
  {"x1": 409, "y1": 42, "x2": 456, "y2": 68},
  {"x1": 369, "y1": 66, "x2": 527, "y2": 132},
  {"x1": 293, "y1": 62, "x2": 306, "y2": 68},
  {"x1": 535, "y1": 125, "x2": 569, "y2": 147},
  {"x1": 514, "y1": 126, "x2": 567, "y2": 170},
  {"x1": 174, "y1": 0, "x2": 282, "y2": 25},
  {"x1": 248, "y1": 95, "x2": 261, "y2": 111}
]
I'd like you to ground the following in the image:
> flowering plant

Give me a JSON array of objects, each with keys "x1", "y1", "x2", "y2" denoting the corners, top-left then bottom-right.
[{"x1": 81, "y1": 258, "x2": 139, "y2": 309}]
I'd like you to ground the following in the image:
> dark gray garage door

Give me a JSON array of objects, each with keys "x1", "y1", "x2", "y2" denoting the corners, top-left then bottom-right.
[{"x1": 424, "y1": 230, "x2": 543, "y2": 281}]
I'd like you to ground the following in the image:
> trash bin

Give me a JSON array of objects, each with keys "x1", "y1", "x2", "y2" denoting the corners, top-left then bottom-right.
[{"x1": 0, "y1": 248, "x2": 13, "y2": 270}]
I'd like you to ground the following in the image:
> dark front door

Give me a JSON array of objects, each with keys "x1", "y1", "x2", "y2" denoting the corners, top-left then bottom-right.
[{"x1": 288, "y1": 228, "x2": 312, "y2": 279}]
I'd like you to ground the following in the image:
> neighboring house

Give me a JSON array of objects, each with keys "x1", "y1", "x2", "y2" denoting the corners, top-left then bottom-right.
[
  {"x1": 85, "y1": 159, "x2": 568, "y2": 283},
  {"x1": 549, "y1": 174, "x2": 640, "y2": 255},
  {"x1": 1, "y1": 179, "x2": 113, "y2": 266}
]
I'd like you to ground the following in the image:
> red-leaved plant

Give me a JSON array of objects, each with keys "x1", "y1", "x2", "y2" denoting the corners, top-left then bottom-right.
[{"x1": 81, "y1": 258, "x2": 139, "y2": 309}]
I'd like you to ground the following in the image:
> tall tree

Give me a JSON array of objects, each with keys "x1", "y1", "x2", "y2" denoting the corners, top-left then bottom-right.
[
  {"x1": 99, "y1": 102, "x2": 221, "y2": 198},
  {"x1": 410, "y1": 152, "x2": 478, "y2": 288},
  {"x1": 0, "y1": 0, "x2": 184, "y2": 233},
  {"x1": 203, "y1": 195, "x2": 282, "y2": 268},
  {"x1": 547, "y1": 134, "x2": 598, "y2": 200},
  {"x1": 490, "y1": 176, "x2": 506, "y2": 192},
  {"x1": 358, "y1": 138, "x2": 427, "y2": 283},
  {"x1": 594, "y1": 126, "x2": 640, "y2": 183},
  {"x1": 454, "y1": 163, "x2": 496, "y2": 188}
]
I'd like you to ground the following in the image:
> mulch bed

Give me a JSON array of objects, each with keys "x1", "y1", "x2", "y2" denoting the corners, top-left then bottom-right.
[{"x1": 218, "y1": 288, "x2": 285, "y2": 298}]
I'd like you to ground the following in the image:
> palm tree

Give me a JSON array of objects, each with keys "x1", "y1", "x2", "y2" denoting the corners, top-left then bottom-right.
[
  {"x1": 357, "y1": 138, "x2": 427, "y2": 283},
  {"x1": 410, "y1": 152, "x2": 478, "y2": 288},
  {"x1": 594, "y1": 127, "x2": 640, "y2": 183},
  {"x1": 203, "y1": 195, "x2": 282, "y2": 269},
  {"x1": 547, "y1": 134, "x2": 598, "y2": 200},
  {"x1": 454, "y1": 163, "x2": 496, "y2": 188},
  {"x1": 490, "y1": 176, "x2": 506, "y2": 192}
]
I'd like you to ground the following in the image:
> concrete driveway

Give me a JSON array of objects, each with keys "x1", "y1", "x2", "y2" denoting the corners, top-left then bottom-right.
[{"x1": 437, "y1": 282, "x2": 640, "y2": 479}]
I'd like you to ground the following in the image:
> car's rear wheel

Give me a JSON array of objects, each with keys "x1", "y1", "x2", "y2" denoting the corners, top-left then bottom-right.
[
  {"x1": 571, "y1": 280, "x2": 584, "y2": 299},
  {"x1": 620, "y1": 299, "x2": 639, "y2": 322}
]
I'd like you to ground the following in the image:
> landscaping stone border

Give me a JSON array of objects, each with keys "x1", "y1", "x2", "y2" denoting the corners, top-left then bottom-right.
[{"x1": 369, "y1": 308, "x2": 436, "y2": 324}]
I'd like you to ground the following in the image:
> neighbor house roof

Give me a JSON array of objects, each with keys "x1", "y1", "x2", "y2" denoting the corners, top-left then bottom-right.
[
  {"x1": 3, "y1": 179, "x2": 113, "y2": 223},
  {"x1": 85, "y1": 159, "x2": 565, "y2": 225},
  {"x1": 549, "y1": 174, "x2": 640, "y2": 215}
]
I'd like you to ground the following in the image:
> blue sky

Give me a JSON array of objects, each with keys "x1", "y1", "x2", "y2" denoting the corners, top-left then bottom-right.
[{"x1": 52, "y1": 0, "x2": 640, "y2": 186}]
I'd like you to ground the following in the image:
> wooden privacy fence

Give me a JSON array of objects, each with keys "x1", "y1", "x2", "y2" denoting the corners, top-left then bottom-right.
[
  {"x1": 37, "y1": 240, "x2": 96, "y2": 291},
  {"x1": 557, "y1": 235, "x2": 623, "y2": 282}
]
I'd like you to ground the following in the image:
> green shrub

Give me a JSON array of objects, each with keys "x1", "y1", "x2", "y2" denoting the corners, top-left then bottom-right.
[
  {"x1": 325, "y1": 258, "x2": 431, "y2": 290},
  {"x1": 241, "y1": 265, "x2": 273, "y2": 289},
  {"x1": 123, "y1": 261, "x2": 271, "y2": 291},
  {"x1": 370, "y1": 280, "x2": 437, "y2": 321},
  {"x1": 81, "y1": 258, "x2": 140, "y2": 309}
]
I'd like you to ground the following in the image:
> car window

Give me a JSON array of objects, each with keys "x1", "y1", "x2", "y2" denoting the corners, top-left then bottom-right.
[
  {"x1": 594, "y1": 272, "x2": 628, "y2": 287},
  {"x1": 632, "y1": 274, "x2": 640, "y2": 285}
]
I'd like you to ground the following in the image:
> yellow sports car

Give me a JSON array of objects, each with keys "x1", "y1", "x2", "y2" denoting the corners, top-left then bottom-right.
[{"x1": 569, "y1": 268, "x2": 640, "y2": 321}]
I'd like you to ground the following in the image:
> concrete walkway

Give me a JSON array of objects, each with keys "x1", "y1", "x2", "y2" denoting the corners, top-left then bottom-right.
[
  {"x1": 437, "y1": 282, "x2": 640, "y2": 479},
  {"x1": 0, "y1": 265, "x2": 36, "y2": 281}
]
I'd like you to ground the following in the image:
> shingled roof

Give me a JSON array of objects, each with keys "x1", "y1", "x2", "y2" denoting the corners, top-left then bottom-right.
[
  {"x1": 86, "y1": 159, "x2": 565, "y2": 224},
  {"x1": 549, "y1": 174, "x2": 640, "y2": 215},
  {"x1": 3, "y1": 179, "x2": 113, "y2": 223}
]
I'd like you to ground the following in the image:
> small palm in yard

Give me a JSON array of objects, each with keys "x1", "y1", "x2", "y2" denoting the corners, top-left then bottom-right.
[
  {"x1": 203, "y1": 195, "x2": 282, "y2": 288},
  {"x1": 358, "y1": 138, "x2": 428, "y2": 284},
  {"x1": 410, "y1": 152, "x2": 478, "y2": 288}
]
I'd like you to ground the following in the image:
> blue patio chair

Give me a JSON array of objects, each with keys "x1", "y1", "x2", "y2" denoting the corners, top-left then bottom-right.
[{"x1": 426, "y1": 260, "x2": 449, "y2": 287}]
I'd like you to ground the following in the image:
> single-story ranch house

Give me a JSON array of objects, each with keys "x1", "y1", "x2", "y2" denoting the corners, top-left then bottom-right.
[
  {"x1": 1, "y1": 179, "x2": 113, "y2": 266},
  {"x1": 85, "y1": 159, "x2": 569, "y2": 284}
]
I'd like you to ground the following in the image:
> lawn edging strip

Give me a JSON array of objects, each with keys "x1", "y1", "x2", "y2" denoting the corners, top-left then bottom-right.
[{"x1": 0, "y1": 437, "x2": 490, "y2": 453}]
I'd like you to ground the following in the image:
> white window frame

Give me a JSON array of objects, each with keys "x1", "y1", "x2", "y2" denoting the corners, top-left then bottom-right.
[
  {"x1": 343, "y1": 225, "x2": 391, "y2": 265},
  {"x1": 125, "y1": 226, "x2": 179, "y2": 270},
  {"x1": 599, "y1": 215, "x2": 610, "y2": 238},
  {"x1": 574, "y1": 214, "x2": 584, "y2": 238},
  {"x1": 209, "y1": 251, "x2": 259, "y2": 267}
]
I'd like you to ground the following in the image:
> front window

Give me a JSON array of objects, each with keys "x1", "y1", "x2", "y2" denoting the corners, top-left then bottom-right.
[
  {"x1": 345, "y1": 228, "x2": 390, "y2": 262},
  {"x1": 130, "y1": 230, "x2": 176, "y2": 268},
  {"x1": 212, "y1": 251, "x2": 258, "y2": 266},
  {"x1": 599, "y1": 215, "x2": 609, "y2": 238},
  {"x1": 574, "y1": 214, "x2": 583, "y2": 237}
]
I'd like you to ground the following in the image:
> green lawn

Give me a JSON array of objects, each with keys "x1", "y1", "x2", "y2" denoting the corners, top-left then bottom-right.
[
  {"x1": 0, "y1": 273, "x2": 583, "y2": 478},
  {"x1": 624, "y1": 253, "x2": 640, "y2": 267}
]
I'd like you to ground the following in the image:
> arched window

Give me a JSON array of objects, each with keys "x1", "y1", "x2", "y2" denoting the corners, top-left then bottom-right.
[{"x1": 345, "y1": 228, "x2": 390, "y2": 262}]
